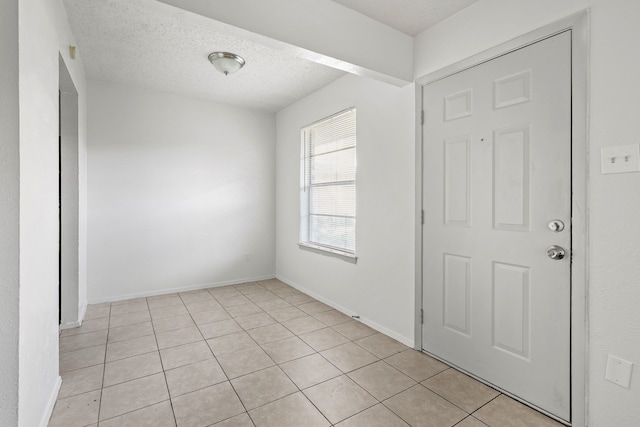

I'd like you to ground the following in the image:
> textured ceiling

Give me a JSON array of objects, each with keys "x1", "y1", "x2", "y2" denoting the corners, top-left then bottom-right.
[
  {"x1": 334, "y1": 0, "x2": 478, "y2": 36},
  {"x1": 63, "y1": 0, "x2": 478, "y2": 112},
  {"x1": 63, "y1": 0, "x2": 345, "y2": 112}
]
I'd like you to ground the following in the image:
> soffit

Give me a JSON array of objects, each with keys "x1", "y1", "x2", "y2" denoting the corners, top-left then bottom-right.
[{"x1": 333, "y1": 0, "x2": 479, "y2": 36}]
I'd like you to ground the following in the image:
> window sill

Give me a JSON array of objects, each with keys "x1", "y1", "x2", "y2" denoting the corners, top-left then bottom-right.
[{"x1": 298, "y1": 242, "x2": 357, "y2": 264}]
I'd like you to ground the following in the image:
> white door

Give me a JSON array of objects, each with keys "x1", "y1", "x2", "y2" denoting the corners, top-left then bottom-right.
[{"x1": 421, "y1": 32, "x2": 571, "y2": 421}]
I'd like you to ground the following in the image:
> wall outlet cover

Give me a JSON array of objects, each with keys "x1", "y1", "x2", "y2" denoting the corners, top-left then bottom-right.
[{"x1": 605, "y1": 354, "x2": 634, "y2": 388}]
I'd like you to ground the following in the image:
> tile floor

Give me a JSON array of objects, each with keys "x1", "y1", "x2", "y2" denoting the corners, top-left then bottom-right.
[{"x1": 50, "y1": 279, "x2": 564, "y2": 427}]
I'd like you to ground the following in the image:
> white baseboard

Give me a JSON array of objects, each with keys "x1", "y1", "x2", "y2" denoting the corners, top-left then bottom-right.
[
  {"x1": 40, "y1": 376, "x2": 62, "y2": 427},
  {"x1": 87, "y1": 274, "x2": 276, "y2": 304},
  {"x1": 59, "y1": 320, "x2": 81, "y2": 331},
  {"x1": 78, "y1": 300, "x2": 87, "y2": 322},
  {"x1": 59, "y1": 301, "x2": 88, "y2": 331},
  {"x1": 276, "y1": 274, "x2": 414, "y2": 348}
]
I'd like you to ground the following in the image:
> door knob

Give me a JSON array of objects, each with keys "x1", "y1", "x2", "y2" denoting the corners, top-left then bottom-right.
[
  {"x1": 546, "y1": 245, "x2": 566, "y2": 260},
  {"x1": 548, "y1": 220, "x2": 565, "y2": 232}
]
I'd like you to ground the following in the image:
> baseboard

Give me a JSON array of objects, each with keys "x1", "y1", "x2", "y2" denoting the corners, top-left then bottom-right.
[
  {"x1": 78, "y1": 300, "x2": 87, "y2": 322},
  {"x1": 87, "y1": 274, "x2": 277, "y2": 304},
  {"x1": 59, "y1": 320, "x2": 81, "y2": 331},
  {"x1": 40, "y1": 376, "x2": 62, "y2": 427},
  {"x1": 59, "y1": 301, "x2": 88, "y2": 331},
  {"x1": 276, "y1": 274, "x2": 414, "y2": 348}
]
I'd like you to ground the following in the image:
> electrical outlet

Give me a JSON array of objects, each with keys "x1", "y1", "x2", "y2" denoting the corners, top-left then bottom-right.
[
  {"x1": 601, "y1": 144, "x2": 640, "y2": 174},
  {"x1": 605, "y1": 354, "x2": 633, "y2": 388}
]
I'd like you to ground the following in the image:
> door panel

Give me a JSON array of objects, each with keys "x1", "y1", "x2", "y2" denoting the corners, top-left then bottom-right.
[{"x1": 422, "y1": 32, "x2": 571, "y2": 421}]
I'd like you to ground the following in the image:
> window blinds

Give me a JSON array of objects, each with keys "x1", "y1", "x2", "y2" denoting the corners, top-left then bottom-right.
[{"x1": 300, "y1": 108, "x2": 356, "y2": 255}]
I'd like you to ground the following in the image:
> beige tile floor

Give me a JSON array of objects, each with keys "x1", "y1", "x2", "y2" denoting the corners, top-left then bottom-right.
[{"x1": 50, "y1": 279, "x2": 565, "y2": 427}]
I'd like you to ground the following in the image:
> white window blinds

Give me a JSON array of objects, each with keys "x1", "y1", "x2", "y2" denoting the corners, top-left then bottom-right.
[{"x1": 300, "y1": 108, "x2": 356, "y2": 256}]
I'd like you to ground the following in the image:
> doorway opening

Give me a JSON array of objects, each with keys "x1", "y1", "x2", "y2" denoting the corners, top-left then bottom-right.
[{"x1": 58, "y1": 55, "x2": 80, "y2": 328}]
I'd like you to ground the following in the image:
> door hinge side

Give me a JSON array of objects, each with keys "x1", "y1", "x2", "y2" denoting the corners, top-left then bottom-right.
[
  {"x1": 420, "y1": 308, "x2": 424, "y2": 324},
  {"x1": 421, "y1": 110, "x2": 424, "y2": 125},
  {"x1": 421, "y1": 210, "x2": 424, "y2": 225}
]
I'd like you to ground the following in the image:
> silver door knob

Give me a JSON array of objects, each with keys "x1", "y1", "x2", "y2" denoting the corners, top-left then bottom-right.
[
  {"x1": 548, "y1": 220, "x2": 565, "y2": 232},
  {"x1": 546, "y1": 245, "x2": 566, "y2": 260}
]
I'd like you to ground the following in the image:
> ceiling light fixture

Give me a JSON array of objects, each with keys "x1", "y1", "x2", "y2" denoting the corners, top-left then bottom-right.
[{"x1": 208, "y1": 52, "x2": 245, "y2": 76}]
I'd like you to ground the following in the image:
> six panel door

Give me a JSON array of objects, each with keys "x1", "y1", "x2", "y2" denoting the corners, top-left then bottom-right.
[{"x1": 421, "y1": 31, "x2": 572, "y2": 421}]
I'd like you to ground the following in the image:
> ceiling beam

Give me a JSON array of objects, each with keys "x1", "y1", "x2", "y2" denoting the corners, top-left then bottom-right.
[{"x1": 157, "y1": 0, "x2": 414, "y2": 86}]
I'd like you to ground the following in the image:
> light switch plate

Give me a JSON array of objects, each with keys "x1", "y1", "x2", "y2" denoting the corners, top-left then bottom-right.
[
  {"x1": 601, "y1": 144, "x2": 640, "y2": 174},
  {"x1": 605, "y1": 354, "x2": 634, "y2": 388}
]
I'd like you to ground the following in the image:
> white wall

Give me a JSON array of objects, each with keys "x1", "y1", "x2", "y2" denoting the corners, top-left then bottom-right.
[
  {"x1": 276, "y1": 74, "x2": 415, "y2": 344},
  {"x1": 87, "y1": 81, "x2": 276, "y2": 302},
  {"x1": 17, "y1": 0, "x2": 88, "y2": 426},
  {"x1": 414, "y1": 0, "x2": 640, "y2": 425},
  {"x1": 0, "y1": 0, "x2": 20, "y2": 425}
]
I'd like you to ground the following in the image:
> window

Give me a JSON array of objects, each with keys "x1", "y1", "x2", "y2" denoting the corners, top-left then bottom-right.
[{"x1": 300, "y1": 108, "x2": 356, "y2": 258}]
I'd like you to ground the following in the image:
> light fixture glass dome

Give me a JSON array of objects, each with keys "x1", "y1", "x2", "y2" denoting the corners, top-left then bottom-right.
[{"x1": 208, "y1": 52, "x2": 245, "y2": 75}]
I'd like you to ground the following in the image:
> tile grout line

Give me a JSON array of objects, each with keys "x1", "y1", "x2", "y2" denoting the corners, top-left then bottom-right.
[
  {"x1": 98, "y1": 298, "x2": 176, "y2": 426},
  {"x1": 218, "y1": 282, "x2": 282, "y2": 426},
  {"x1": 417, "y1": 363, "x2": 507, "y2": 420},
  {"x1": 95, "y1": 300, "x2": 112, "y2": 425},
  {"x1": 467, "y1": 393, "x2": 503, "y2": 424},
  {"x1": 217, "y1": 282, "x2": 342, "y2": 425},
  {"x1": 161, "y1": 292, "x2": 198, "y2": 427},
  {"x1": 378, "y1": 399, "x2": 415, "y2": 427},
  {"x1": 452, "y1": 414, "x2": 491, "y2": 427},
  {"x1": 266, "y1": 314, "x2": 381, "y2": 426},
  {"x1": 345, "y1": 357, "x2": 418, "y2": 400},
  {"x1": 187, "y1": 288, "x2": 253, "y2": 424},
  {"x1": 306, "y1": 332, "x2": 425, "y2": 426},
  {"x1": 98, "y1": 298, "x2": 185, "y2": 425}
]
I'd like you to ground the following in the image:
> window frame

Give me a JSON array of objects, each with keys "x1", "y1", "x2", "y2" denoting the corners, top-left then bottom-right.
[{"x1": 299, "y1": 107, "x2": 357, "y2": 260}]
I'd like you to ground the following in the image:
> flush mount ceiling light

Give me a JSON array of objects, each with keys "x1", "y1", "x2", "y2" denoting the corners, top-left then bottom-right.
[{"x1": 208, "y1": 52, "x2": 245, "y2": 76}]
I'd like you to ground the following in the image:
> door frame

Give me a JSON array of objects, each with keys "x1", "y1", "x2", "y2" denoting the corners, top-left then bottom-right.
[
  {"x1": 58, "y1": 54, "x2": 81, "y2": 329},
  {"x1": 413, "y1": 11, "x2": 588, "y2": 426}
]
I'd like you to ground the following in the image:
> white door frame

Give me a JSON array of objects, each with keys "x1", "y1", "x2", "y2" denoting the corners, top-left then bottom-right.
[
  {"x1": 413, "y1": 11, "x2": 589, "y2": 426},
  {"x1": 59, "y1": 54, "x2": 82, "y2": 330}
]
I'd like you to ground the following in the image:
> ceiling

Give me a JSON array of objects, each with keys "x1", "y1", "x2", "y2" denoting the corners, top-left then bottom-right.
[
  {"x1": 63, "y1": 0, "x2": 478, "y2": 112},
  {"x1": 333, "y1": 0, "x2": 478, "y2": 36}
]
